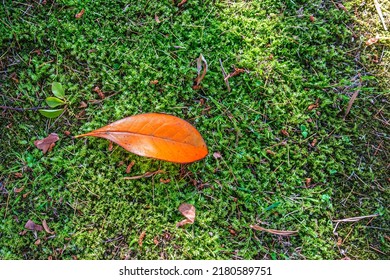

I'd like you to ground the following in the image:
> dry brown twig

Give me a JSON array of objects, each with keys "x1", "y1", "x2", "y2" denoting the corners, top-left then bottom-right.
[{"x1": 250, "y1": 224, "x2": 298, "y2": 236}]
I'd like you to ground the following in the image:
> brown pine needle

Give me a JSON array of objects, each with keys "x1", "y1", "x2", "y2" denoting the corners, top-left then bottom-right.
[{"x1": 250, "y1": 224, "x2": 298, "y2": 236}]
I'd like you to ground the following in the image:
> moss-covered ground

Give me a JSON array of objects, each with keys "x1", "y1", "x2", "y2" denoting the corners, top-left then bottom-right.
[{"x1": 0, "y1": 0, "x2": 388, "y2": 260}]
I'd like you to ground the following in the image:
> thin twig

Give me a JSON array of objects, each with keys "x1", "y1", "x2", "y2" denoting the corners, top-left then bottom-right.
[
  {"x1": 219, "y1": 59, "x2": 230, "y2": 92},
  {"x1": 333, "y1": 213, "x2": 379, "y2": 223},
  {"x1": 123, "y1": 170, "x2": 164, "y2": 180},
  {"x1": 0, "y1": 105, "x2": 46, "y2": 111}
]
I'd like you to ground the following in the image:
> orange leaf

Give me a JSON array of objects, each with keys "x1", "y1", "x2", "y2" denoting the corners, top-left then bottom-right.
[{"x1": 75, "y1": 113, "x2": 208, "y2": 163}]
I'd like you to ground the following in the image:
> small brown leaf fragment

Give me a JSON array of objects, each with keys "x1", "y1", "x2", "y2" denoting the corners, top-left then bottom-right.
[
  {"x1": 79, "y1": 101, "x2": 88, "y2": 108},
  {"x1": 153, "y1": 236, "x2": 159, "y2": 245},
  {"x1": 308, "y1": 103, "x2": 319, "y2": 110},
  {"x1": 34, "y1": 133, "x2": 59, "y2": 154},
  {"x1": 150, "y1": 80, "x2": 159, "y2": 85},
  {"x1": 64, "y1": 130, "x2": 71, "y2": 136},
  {"x1": 176, "y1": 203, "x2": 195, "y2": 227},
  {"x1": 34, "y1": 239, "x2": 41, "y2": 245},
  {"x1": 48, "y1": 256, "x2": 53, "y2": 260},
  {"x1": 311, "y1": 138, "x2": 318, "y2": 147},
  {"x1": 22, "y1": 191, "x2": 31, "y2": 198},
  {"x1": 14, "y1": 186, "x2": 25, "y2": 193},
  {"x1": 309, "y1": 15, "x2": 315, "y2": 22},
  {"x1": 225, "y1": 67, "x2": 246, "y2": 81},
  {"x1": 72, "y1": 255, "x2": 77, "y2": 260},
  {"x1": 108, "y1": 141, "x2": 113, "y2": 151},
  {"x1": 305, "y1": 178, "x2": 312, "y2": 187},
  {"x1": 14, "y1": 172, "x2": 23, "y2": 178},
  {"x1": 228, "y1": 227, "x2": 237, "y2": 236},
  {"x1": 213, "y1": 152, "x2": 222, "y2": 159},
  {"x1": 75, "y1": 9, "x2": 85, "y2": 19},
  {"x1": 10, "y1": 72, "x2": 19, "y2": 83},
  {"x1": 19, "y1": 230, "x2": 27, "y2": 236},
  {"x1": 366, "y1": 37, "x2": 379, "y2": 46},
  {"x1": 126, "y1": 161, "x2": 135, "y2": 174},
  {"x1": 25, "y1": 220, "x2": 43, "y2": 231},
  {"x1": 250, "y1": 224, "x2": 298, "y2": 236},
  {"x1": 154, "y1": 15, "x2": 161, "y2": 23},
  {"x1": 93, "y1": 86, "x2": 105, "y2": 99},
  {"x1": 266, "y1": 149, "x2": 276, "y2": 156},
  {"x1": 193, "y1": 54, "x2": 208, "y2": 90},
  {"x1": 42, "y1": 220, "x2": 55, "y2": 234},
  {"x1": 160, "y1": 178, "x2": 171, "y2": 184},
  {"x1": 138, "y1": 231, "x2": 146, "y2": 247},
  {"x1": 280, "y1": 129, "x2": 289, "y2": 136},
  {"x1": 337, "y1": 3, "x2": 348, "y2": 12},
  {"x1": 177, "y1": 0, "x2": 187, "y2": 7},
  {"x1": 337, "y1": 237, "x2": 343, "y2": 246}
]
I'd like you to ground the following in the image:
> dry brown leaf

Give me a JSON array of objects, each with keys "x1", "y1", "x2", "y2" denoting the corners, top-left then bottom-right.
[
  {"x1": 34, "y1": 133, "x2": 59, "y2": 154},
  {"x1": 108, "y1": 141, "x2": 113, "y2": 151},
  {"x1": 177, "y1": 0, "x2": 187, "y2": 7},
  {"x1": 150, "y1": 80, "x2": 159, "y2": 85},
  {"x1": 159, "y1": 178, "x2": 171, "y2": 184},
  {"x1": 308, "y1": 103, "x2": 319, "y2": 110},
  {"x1": 75, "y1": 9, "x2": 85, "y2": 19},
  {"x1": 126, "y1": 161, "x2": 135, "y2": 174},
  {"x1": 366, "y1": 37, "x2": 379, "y2": 46},
  {"x1": 79, "y1": 101, "x2": 88, "y2": 108},
  {"x1": 311, "y1": 138, "x2": 318, "y2": 147},
  {"x1": 153, "y1": 236, "x2": 159, "y2": 245},
  {"x1": 138, "y1": 231, "x2": 146, "y2": 247},
  {"x1": 25, "y1": 220, "x2": 43, "y2": 231},
  {"x1": 14, "y1": 186, "x2": 25, "y2": 193},
  {"x1": 22, "y1": 191, "x2": 31, "y2": 198},
  {"x1": 193, "y1": 54, "x2": 208, "y2": 90},
  {"x1": 34, "y1": 239, "x2": 41, "y2": 245},
  {"x1": 176, "y1": 203, "x2": 195, "y2": 227},
  {"x1": 225, "y1": 67, "x2": 246, "y2": 81},
  {"x1": 154, "y1": 15, "x2": 161, "y2": 23},
  {"x1": 93, "y1": 86, "x2": 105, "y2": 99},
  {"x1": 305, "y1": 178, "x2": 312, "y2": 187},
  {"x1": 309, "y1": 15, "x2": 315, "y2": 22},
  {"x1": 266, "y1": 149, "x2": 276, "y2": 156},
  {"x1": 343, "y1": 91, "x2": 359, "y2": 120},
  {"x1": 250, "y1": 224, "x2": 298, "y2": 236},
  {"x1": 42, "y1": 220, "x2": 55, "y2": 234},
  {"x1": 14, "y1": 172, "x2": 23, "y2": 178},
  {"x1": 280, "y1": 129, "x2": 289, "y2": 136}
]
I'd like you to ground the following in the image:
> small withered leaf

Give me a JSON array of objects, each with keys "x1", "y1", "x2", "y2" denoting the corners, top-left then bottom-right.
[
  {"x1": 42, "y1": 220, "x2": 55, "y2": 234},
  {"x1": 34, "y1": 133, "x2": 59, "y2": 154},
  {"x1": 75, "y1": 9, "x2": 85, "y2": 19},
  {"x1": 25, "y1": 220, "x2": 43, "y2": 231},
  {"x1": 176, "y1": 203, "x2": 195, "y2": 227}
]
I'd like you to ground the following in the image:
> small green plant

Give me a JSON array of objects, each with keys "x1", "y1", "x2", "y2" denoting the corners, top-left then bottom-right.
[{"x1": 39, "y1": 82, "x2": 66, "y2": 118}]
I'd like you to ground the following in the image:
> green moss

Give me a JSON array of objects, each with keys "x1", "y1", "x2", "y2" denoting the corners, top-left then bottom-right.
[{"x1": 0, "y1": 0, "x2": 388, "y2": 260}]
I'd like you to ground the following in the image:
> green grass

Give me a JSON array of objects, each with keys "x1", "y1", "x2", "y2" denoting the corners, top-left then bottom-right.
[{"x1": 0, "y1": 0, "x2": 388, "y2": 260}]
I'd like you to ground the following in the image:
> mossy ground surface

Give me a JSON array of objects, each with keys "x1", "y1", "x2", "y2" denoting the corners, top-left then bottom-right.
[{"x1": 0, "y1": 0, "x2": 388, "y2": 260}]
